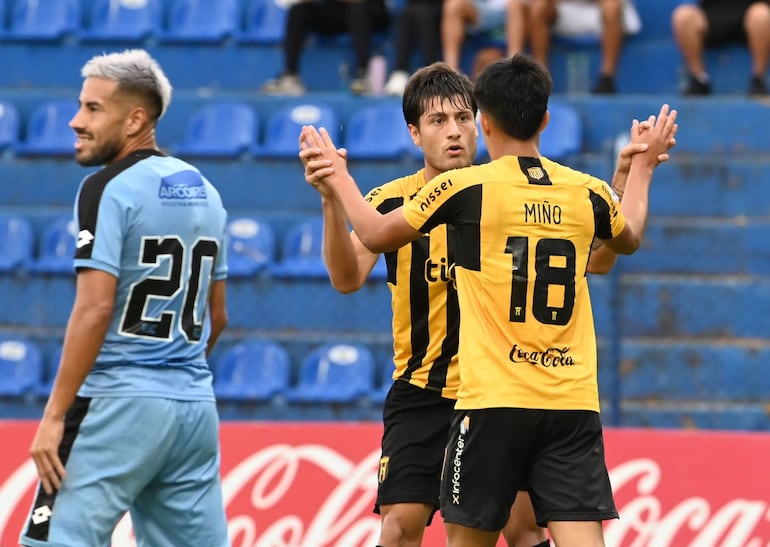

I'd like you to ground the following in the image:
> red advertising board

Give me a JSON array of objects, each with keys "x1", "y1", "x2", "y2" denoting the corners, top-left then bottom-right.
[{"x1": 1, "y1": 421, "x2": 769, "y2": 546}]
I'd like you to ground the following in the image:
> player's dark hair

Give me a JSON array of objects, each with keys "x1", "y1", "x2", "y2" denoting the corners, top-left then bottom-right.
[
  {"x1": 474, "y1": 54, "x2": 552, "y2": 140},
  {"x1": 402, "y1": 62, "x2": 476, "y2": 127}
]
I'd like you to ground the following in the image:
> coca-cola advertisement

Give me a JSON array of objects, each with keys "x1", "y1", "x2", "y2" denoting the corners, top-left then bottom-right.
[{"x1": 1, "y1": 421, "x2": 769, "y2": 546}]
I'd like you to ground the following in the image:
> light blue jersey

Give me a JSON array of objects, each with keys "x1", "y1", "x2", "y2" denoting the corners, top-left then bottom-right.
[{"x1": 73, "y1": 149, "x2": 228, "y2": 401}]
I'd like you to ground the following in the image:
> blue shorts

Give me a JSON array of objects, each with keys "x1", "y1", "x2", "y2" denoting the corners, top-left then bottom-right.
[
  {"x1": 469, "y1": 0, "x2": 508, "y2": 33},
  {"x1": 20, "y1": 396, "x2": 229, "y2": 547}
]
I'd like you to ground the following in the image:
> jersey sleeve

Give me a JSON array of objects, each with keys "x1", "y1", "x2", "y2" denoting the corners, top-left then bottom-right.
[
  {"x1": 587, "y1": 177, "x2": 625, "y2": 240},
  {"x1": 73, "y1": 177, "x2": 128, "y2": 276},
  {"x1": 402, "y1": 171, "x2": 469, "y2": 233}
]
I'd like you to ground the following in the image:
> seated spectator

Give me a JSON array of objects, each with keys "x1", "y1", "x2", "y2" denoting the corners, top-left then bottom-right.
[
  {"x1": 521, "y1": 0, "x2": 640, "y2": 94},
  {"x1": 671, "y1": 0, "x2": 770, "y2": 96},
  {"x1": 383, "y1": 0, "x2": 443, "y2": 95},
  {"x1": 261, "y1": 0, "x2": 391, "y2": 95},
  {"x1": 441, "y1": 0, "x2": 521, "y2": 73}
]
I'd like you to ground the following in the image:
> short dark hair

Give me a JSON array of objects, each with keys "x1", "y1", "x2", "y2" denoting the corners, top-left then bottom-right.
[
  {"x1": 474, "y1": 54, "x2": 553, "y2": 140},
  {"x1": 402, "y1": 62, "x2": 476, "y2": 127}
]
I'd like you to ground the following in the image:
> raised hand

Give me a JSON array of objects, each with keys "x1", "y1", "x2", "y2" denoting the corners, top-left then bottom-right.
[
  {"x1": 631, "y1": 104, "x2": 679, "y2": 169},
  {"x1": 298, "y1": 125, "x2": 348, "y2": 197}
]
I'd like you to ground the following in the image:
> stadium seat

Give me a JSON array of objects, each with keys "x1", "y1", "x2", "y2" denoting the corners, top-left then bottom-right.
[
  {"x1": 15, "y1": 100, "x2": 78, "y2": 157},
  {"x1": 0, "y1": 336, "x2": 43, "y2": 398},
  {"x1": 29, "y1": 216, "x2": 77, "y2": 275},
  {"x1": 369, "y1": 362, "x2": 394, "y2": 404},
  {"x1": 0, "y1": 100, "x2": 20, "y2": 152},
  {"x1": 214, "y1": 339, "x2": 291, "y2": 402},
  {"x1": 255, "y1": 102, "x2": 340, "y2": 158},
  {"x1": 271, "y1": 217, "x2": 329, "y2": 279},
  {"x1": 0, "y1": 213, "x2": 34, "y2": 273},
  {"x1": 226, "y1": 215, "x2": 276, "y2": 277},
  {"x1": 540, "y1": 101, "x2": 582, "y2": 160},
  {"x1": 80, "y1": 0, "x2": 162, "y2": 42},
  {"x1": 344, "y1": 102, "x2": 414, "y2": 160},
  {"x1": 369, "y1": 254, "x2": 388, "y2": 280},
  {"x1": 174, "y1": 101, "x2": 258, "y2": 158},
  {"x1": 5, "y1": 0, "x2": 80, "y2": 41},
  {"x1": 161, "y1": 0, "x2": 240, "y2": 43},
  {"x1": 287, "y1": 343, "x2": 375, "y2": 403},
  {"x1": 237, "y1": 0, "x2": 288, "y2": 45},
  {"x1": 35, "y1": 345, "x2": 62, "y2": 398}
]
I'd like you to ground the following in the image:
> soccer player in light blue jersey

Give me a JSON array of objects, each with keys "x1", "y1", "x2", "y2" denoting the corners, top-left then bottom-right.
[{"x1": 20, "y1": 49, "x2": 231, "y2": 547}]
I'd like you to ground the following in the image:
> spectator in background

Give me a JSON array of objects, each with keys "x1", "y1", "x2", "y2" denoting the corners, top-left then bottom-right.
[
  {"x1": 521, "y1": 0, "x2": 640, "y2": 94},
  {"x1": 261, "y1": 0, "x2": 391, "y2": 96},
  {"x1": 383, "y1": 0, "x2": 443, "y2": 96},
  {"x1": 441, "y1": 0, "x2": 522, "y2": 74},
  {"x1": 671, "y1": 0, "x2": 770, "y2": 96}
]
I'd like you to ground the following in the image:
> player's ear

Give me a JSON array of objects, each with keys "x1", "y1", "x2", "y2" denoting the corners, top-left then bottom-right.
[
  {"x1": 539, "y1": 110, "x2": 550, "y2": 134},
  {"x1": 125, "y1": 105, "x2": 149, "y2": 137},
  {"x1": 407, "y1": 123, "x2": 421, "y2": 148},
  {"x1": 478, "y1": 112, "x2": 490, "y2": 138}
]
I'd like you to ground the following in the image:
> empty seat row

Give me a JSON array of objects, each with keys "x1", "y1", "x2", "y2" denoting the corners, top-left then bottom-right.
[
  {"x1": 0, "y1": 212, "x2": 386, "y2": 280},
  {"x1": 0, "y1": 0, "x2": 291, "y2": 45},
  {"x1": 0, "y1": 335, "x2": 395, "y2": 405},
  {"x1": 0, "y1": 98, "x2": 584, "y2": 162}
]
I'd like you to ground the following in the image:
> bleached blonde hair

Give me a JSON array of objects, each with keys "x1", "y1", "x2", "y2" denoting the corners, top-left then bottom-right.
[{"x1": 81, "y1": 49, "x2": 172, "y2": 120}]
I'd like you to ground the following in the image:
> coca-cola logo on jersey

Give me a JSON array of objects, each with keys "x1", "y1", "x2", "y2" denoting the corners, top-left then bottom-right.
[{"x1": 1, "y1": 423, "x2": 769, "y2": 547}]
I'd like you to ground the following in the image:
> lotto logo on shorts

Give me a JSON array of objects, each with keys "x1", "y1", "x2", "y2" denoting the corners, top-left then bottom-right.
[
  {"x1": 378, "y1": 456, "x2": 389, "y2": 483},
  {"x1": 31, "y1": 505, "x2": 52, "y2": 525}
]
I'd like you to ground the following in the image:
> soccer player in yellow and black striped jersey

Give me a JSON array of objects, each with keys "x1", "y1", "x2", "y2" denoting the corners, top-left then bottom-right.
[
  {"x1": 300, "y1": 61, "x2": 668, "y2": 547},
  {"x1": 300, "y1": 54, "x2": 677, "y2": 547}
]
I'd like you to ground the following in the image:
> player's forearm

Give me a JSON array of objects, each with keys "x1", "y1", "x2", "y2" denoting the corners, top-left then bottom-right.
[
  {"x1": 44, "y1": 304, "x2": 111, "y2": 419},
  {"x1": 333, "y1": 174, "x2": 390, "y2": 252},
  {"x1": 321, "y1": 195, "x2": 367, "y2": 293},
  {"x1": 619, "y1": 160, "x2": 654, "y2": 252}
]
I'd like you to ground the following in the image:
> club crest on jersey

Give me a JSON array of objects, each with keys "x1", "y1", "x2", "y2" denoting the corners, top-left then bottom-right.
[
  {"x1": 159, "y1": 170, "x2": 207, "y2": 200},
  {"x1": 378, "y1": 456, "x2": 390, "y2": 483},
  {"x1": 527, "y1": 166, "x2": 545, "y2": 180}
]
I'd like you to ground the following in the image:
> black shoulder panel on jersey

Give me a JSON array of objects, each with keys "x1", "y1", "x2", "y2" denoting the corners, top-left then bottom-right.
[
  {"x1": 589, "y1": 188, "x2": 613, "y2": 240},
  {"x1": 379, "y1": 196, "x2": 404, "y2": 284},
  {"x1": 441, "y1": 185, "x2": 482, "y2": 272},
  {"x1": 376, "y1": 196, "x2": 404, "y2": 215},
  {"x1": 518, "y1": 156, "x2": 552, "y2": 185},
  {"x1": 75, "y1": 149, "x2": 164, "y2": 260}
]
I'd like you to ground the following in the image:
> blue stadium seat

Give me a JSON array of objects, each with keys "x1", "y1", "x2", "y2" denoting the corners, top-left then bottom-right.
[
  {"x1": 344, "y1": 102, "x2": 413, "y2": 160},
  {"x1": 226, "y1": 215, "x2": 276, "y2": 277},
  {"x1": 238, "y1": 0, "x2": 288, "y2": 45},
  {"x1": 271, "y1": 217, "x2": 329, "y2": 279},
  {"x1": 81, "y1": 0, "x2": 162, "y2": 42},
  {"x1": 35, "y1": 345, "x2": 62, "y2": 399},
  {"x1": 541, "y1": 101, "x2": 582, "y2": 160},
  {"x1": 0, "y1": 336, "x2": 43, "y2": 398},
  {"x1": 5, "y1": 0, "x2": 80, "y2": 41},
  {"x1": 256, "y1": 102, "x2": 340, "y2": 158},
  {"x1": 214, "y1": 339, "x2": 291, "y2": 402},
  {"x1": 15, "y1": 100, "x2": 78, "y2": 157},
  {"x1": 369, "y1": 254, "x2": 388, "y2": 280},
  {"x1": 0, "y1": 213, "x2": 34, "y2": 273},
  {"x1": 287, "y1": 342, "x2": 375, "y2": 403},
  {"x1": 0, "y1": 100, "x2": 20, "y2": 151},
  {"x1": 174, "y1": 101, "x2": 258, "y2": 158},
  {"x1": 369, "y1": 362, "x2": 394, "y2": 404},
  {"x1": 161, "y1": 0, "x2": 240, "y2": 43},
  {"x1": 29, "y1": 216, "x2": 77, "y2": 275}
]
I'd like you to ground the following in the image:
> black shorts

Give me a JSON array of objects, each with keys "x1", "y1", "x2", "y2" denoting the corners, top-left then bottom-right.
[
  {"x1": 440, "y1": 408, "x2": 618, "y2": 531},
  {"x1": 374, "y1": 379, "x2": 456, "y2": 524},
  {"x1": 703, "y1": 2, "x2": 766, "y2": 46}
]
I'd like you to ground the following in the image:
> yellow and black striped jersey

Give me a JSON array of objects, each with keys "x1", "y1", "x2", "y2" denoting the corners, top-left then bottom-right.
[
  {"x1": 402, "y1": 156, "x2": 625, "y2": 412},
  {"x1": 365, "y1": 169, "x2": 460, "y2": 399}
]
